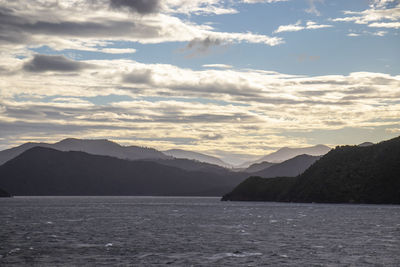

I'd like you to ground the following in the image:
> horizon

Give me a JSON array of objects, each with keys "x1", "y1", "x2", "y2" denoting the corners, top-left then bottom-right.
[{"x1": 0, "y1": 0, "x2": 399, "y2": 164}]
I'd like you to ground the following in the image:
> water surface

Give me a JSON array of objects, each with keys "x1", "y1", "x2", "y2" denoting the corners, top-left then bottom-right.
[{"x1": 1, "y1": 197, "x2": 399, "y2": 266}]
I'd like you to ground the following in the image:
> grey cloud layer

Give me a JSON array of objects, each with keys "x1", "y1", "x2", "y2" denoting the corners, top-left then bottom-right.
[
  {"x1": 23, "y1": 54, "x2": 92, "y2": 72},
  {"x1": 110, "y1": 0, "x2": 160, "y2": 14},
  {"x1": 0, "y1": 0, "x2": 281, "y2": 52}
]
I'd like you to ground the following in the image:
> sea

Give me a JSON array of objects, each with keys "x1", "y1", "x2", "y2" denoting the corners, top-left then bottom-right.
[{"x1": 0, "y1": 196, "x2": 399, "y2": 266}]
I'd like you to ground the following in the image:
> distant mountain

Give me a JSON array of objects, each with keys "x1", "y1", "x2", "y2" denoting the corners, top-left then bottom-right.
[
  {"x1": 235, "y1": 144, "x2": 330, "y2": 168},
  {"x1": 0, "y1": 147, "x2": 247, "y2": 196},
  {"x1": 0, "y1": 138, "x2": 169, "y2": 165},
  {"x1": 252, "y1": 155, "x2": 321, "y2": 178},
  {"x1": 358, "y1": 142, "x2": 374, "y2": 147},
  {"x1": 222, "y1": 136, "x2": 400, "y2": 204},
  {"x1": 0, "y1": 188, "x2": 11, "y2": 197},
  {"x1": 257, "y1": 145, "x2": 330, "y2": 163},
  {"x1": 163, "y1": 149, "x2": 230, "y2": 168},
  {"x1": 244, "y1": 161, "x2": 276, "y2": 173}
]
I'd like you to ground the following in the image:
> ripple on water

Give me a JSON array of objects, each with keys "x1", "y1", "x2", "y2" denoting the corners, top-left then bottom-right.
[{"x1": 1, "y1": 197, "x2": 399, "y2": 266}]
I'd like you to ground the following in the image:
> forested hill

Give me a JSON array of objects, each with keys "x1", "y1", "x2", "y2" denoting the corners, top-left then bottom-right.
[{"x1": 222, "y1": 136, "x2": 400, "y2": 204}]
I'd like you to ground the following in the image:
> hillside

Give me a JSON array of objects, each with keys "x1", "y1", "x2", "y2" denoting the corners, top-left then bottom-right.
[
  {"x1": 0, "y1": 147, "x2": 246, "y2": 196},
  {"x1": 252, "y1": 155, "x2": 321, "y2": 178},
  {"x1": 0, "y1": 187, "x2": 11, "y2": 197},
  {"x1": 244, "y1": 161, "x2": 276, "y2": 173},
  {"x1": 222, "y1": 136, "x2": 400, "y2": 204}
]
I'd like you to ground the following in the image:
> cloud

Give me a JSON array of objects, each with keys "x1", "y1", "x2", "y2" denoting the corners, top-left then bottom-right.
[
  {"x1": 305, "y1": 0, "x2": 324, "y2": 16},
  {"x1": 109, "y1": 0, "x2": 160, "y2": 14},
  {"x1": 241, "y1": 0, "x2": 288, "y2": 3},
  {"x1": 186, "y1": 36, "x2": 223, "y2": 54},
  {"x1": 1, "y1": 57, "x2": 400, "y2": 159},
  {"x1": 99, "y1": 48, "x2": 137, "y2": 54},
  {"x1": 163, "y1": 0, "x2": 237, "y2": 15},
  {"x1": 369, "y1": 22, "x2": 400, "y2": 29},
  {"x1": 347, "y1": 33, "x2": 360, "y2": 37},
  {"x1": 386, "y1": 128, "x2": 400, "y2": 133},
  {"x1": 202, "y1": 64, "x2": 233, "y2": 69},
  {"x1": 332, "y1": 1, "x2": 400, "y2": 31},
  {"x1": 23, "y1": 54, "x2": 92, "y2": 72},
  {"x1": 274, "y1": 20, "x2": 332, "y2": 33},
  {"x1": 122, "y1": 69, "x2": 153, "y2": 84},
  {"x1": 274, "y1": 21, "x2": 304, "y2": 33},
  {"x1": 346, "y1": 30, "x2": 388, "y2": 37},
  {"x1": 0, "y1": 1, "x2": 282, "y2": 54},
  {"x1": 201, "y1": 133, "x2": 223, "y2": 140}
]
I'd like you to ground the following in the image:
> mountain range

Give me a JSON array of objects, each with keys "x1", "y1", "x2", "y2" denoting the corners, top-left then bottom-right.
[
  {"x1": 222, "y1": 136, "x2": 400, "y2": 204},
  {"x1": 235, "y1": 144, "x2": 330, "y2": 168},
  {"x1": 0, "y1": 147, "x2": 246, "y2": 196},
  {"x1": 0, "y1": 138, "x2": 169, "y2": 166},
  {"x1": 0, "y1": 138, "x2": 327, "y2": 196}
]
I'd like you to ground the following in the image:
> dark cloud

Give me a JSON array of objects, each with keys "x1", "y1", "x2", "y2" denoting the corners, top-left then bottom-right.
[
  {"x1": 201, "y1": 133, "x2": 223, "y2": 140},
  {"x1": 0, "y1": 7, "x2": 160, "y2": 46},
  {"x1": 346, "y1": 86, "x2": 377, "y2": 95},
  {"x1": 23, "y1": 54, "x2": 92, "y2": 72},
  {"x1": 123, "y1": 69, "x2": 153, "y2": 84},
  {"x1": 299, "y1": 90, "x2": 335, "y2": 96},
  {"x1": 110, "y1": 0, "x2": 160, "y2": 14},
  {"x1": 184, "y1": 36, "x2": 224, "y2": 56}
]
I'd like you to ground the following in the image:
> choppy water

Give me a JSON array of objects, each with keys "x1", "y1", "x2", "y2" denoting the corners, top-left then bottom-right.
[{"x1": 1, "y1": 197, "x2": 399, "y2": 266}]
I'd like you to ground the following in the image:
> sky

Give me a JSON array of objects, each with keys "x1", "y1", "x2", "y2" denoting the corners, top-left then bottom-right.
[{"x1": 0, "y1": 0, "x2": 399, "y2": 165}]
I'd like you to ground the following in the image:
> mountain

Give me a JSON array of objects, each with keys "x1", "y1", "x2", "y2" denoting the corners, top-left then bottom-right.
[
  {"x1": 163, "y1": 149, "x2": 230, "y2": 168},
  {"x1": 0, "y1": 138, "x2": 169, "y2": 166},
  {"x1": 0, "y1": 187, "x2": 11, "y2": 197},
  {"x1": 358, "y1": 142, "x2": 374, "y2": 147},
  {"x1": 257, "y1": 145, "x2": 330, "y2": 163},
  {"x1": 0, "y1": 147, "x2": 247, "y2": 196},
  {"x1": 146, "y1": 158, "x2": 236, "y2": 176},
  {"x1": 244, "y1": 161, "x2": 276, "y2": 173},
  {"x1": 252, "y1": 155, "x2": 321, "y2": 178},
  {"x1": 222, "y1": 136, "x2": 400, "y2": 204}
]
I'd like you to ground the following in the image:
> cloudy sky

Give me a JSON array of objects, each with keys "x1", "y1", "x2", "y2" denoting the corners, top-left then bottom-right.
[{"x1": 0, "y1": 0, "x2": 399, "y2": 164}]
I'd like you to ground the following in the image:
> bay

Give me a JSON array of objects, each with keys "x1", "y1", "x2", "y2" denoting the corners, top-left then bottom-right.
[{"x1": 1, "y1": 196, "x2": 399, "y2": 266}]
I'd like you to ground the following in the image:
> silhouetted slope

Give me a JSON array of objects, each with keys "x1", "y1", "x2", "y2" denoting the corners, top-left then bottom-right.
[
  {"x1": 244, "y1": 161, "x2": 276, "y2": 173},
  {"x1": 222, "y1": 176, "x2": 297, "y2": 202},
  {"x1": 252, "y1": 155, "x2": 321, "y2": 178},
  {"x1": 0, "y1": 147, "x2": 246, "y2": 196},
  {"x1": 163, "y1": 149, "x2": 230, "y2": 167},
  {"x1": 0, "y1": 187, "x2": 11, "y2": 197},
  {"x1": 222, "y1": 136, "x2": 400, "y2": 204},
  {"x1": 146, "y1": 158, "x2": 237, "y2": 176},
  {"x1": 0, "y1": 138, "x2": 169, "y2": 165}
]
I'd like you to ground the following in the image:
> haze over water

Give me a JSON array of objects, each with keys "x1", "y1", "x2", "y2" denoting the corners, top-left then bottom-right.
[{"x1": 1, "y1": 197, "x2": 399, "y2": 266}]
